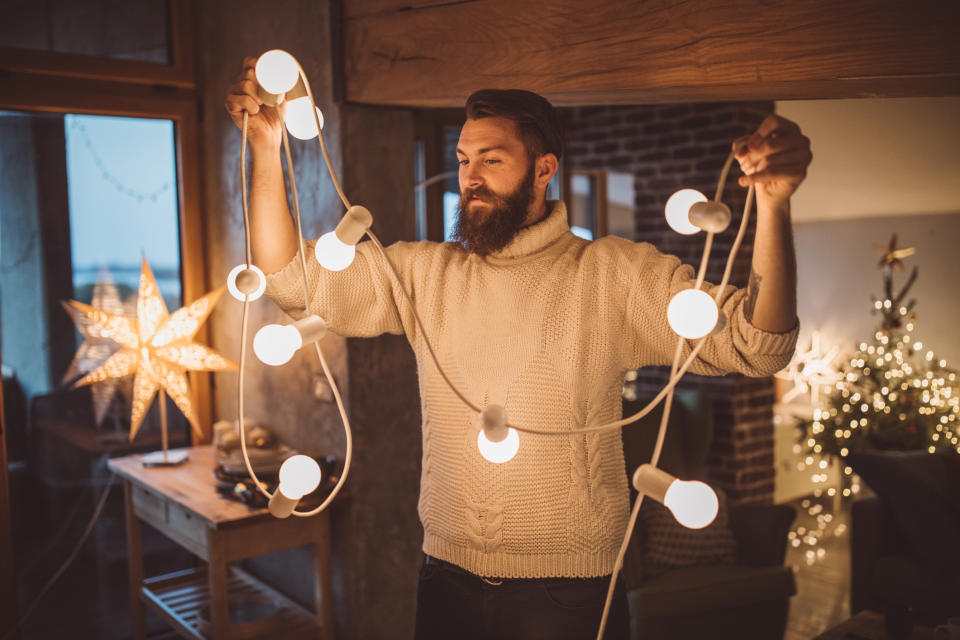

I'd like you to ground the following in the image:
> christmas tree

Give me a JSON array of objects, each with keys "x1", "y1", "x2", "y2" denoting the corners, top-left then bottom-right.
[{"x1": 797, "y1": 234, "x2": 960, "y2": 458}]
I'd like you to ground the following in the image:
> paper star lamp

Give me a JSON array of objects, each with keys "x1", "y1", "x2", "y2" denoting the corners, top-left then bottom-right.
[
  {"x1": 62, "y1": 268, "x2": 137, "y2": 426},
  {"x1": 776, "y1": 330, "x2": 841, "y2": 406},
  {"x1": 67, "y1": 258, "x2": 237, "y2": 441}
]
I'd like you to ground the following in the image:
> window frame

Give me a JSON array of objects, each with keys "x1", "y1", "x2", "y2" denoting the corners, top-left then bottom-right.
[
  {"x1": 564, "y1": 169, "x2": 609, "y2": 239},
  {"x1": 0, "y1": 5, "x2": 209, "y2": 627},
  {"x1": 0, "y1": 0, "x2": 195, "y2": 89},
  {"x1": 0, "y1": 0, "x2": 211, "y2": 440}
]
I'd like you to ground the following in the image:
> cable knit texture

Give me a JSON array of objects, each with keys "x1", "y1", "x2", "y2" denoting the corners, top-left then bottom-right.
[{"x1": 264, "y1": 201, "x2": 798, "y2": 579}]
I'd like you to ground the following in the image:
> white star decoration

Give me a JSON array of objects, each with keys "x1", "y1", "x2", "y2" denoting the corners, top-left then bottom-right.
[
  {"x1": 776, "y1": 331, "x2": 841, "y2": 406},
  {"x1": 67, "y1": 258, "x2": 236, "y2": 441},
  {"x1": 62, "y1": 268, "x2": 137, "y2": 426}
]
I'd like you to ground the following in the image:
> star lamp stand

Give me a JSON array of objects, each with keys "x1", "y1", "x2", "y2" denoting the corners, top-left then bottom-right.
[{"x1": 141, "y1": 389, "x2": 190, "y2": 467}]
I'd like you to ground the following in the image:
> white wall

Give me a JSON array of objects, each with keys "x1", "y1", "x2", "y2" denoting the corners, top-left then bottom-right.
[
  {"x1": 774, "y1": 97, "x2": 960, "y2": 377},
  {"x1": 771, "y1": 97, "x2": 959, "y2": 501},
  {"x1": 776, "y1": 97, "x2": 960, "y2": 223}
]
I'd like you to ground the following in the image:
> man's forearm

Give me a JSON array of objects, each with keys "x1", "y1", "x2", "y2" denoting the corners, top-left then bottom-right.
[
  {"x1": 249, "y1": 145, "x2": 299, "y2": 274},
  {"x1": 743, "y1": 200, "x2": 797, "y2": 333}
]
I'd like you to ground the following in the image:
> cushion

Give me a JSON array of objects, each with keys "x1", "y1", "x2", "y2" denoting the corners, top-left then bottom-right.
[
  {"x1": 846, "y1": 449, "x2": 960, "y2": 572},
  {"x1": 640, "y1": 486, "x2": 736, "y2": 577},
  {"x1": 628, "y1": 564, "x2": 796, "y2": 618}
]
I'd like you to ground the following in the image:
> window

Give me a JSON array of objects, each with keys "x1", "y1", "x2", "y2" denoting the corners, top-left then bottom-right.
[{"x1": 0, "y1": 4, "x2": 204, "y2": 636}]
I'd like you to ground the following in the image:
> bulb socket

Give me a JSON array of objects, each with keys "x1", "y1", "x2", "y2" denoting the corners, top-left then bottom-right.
[
  {"x1": 257, "y1": 85, "x2": 284, "y2": 108},
  {"x1": 268, "y1": 489, "x2": 299, "y2": 519},
  {"x1": 481, "y1": 404, "x2": 508, "y2": 443},
  {"x1": 334, "y1": 206, "x2": 374, "y2": 246},
  {"x1": 293, "y1": 315, "x2": 327, "y2": 346},
  {"x1": 632, "y1": 464, "x2": 674, "y2": 504},
  {"x1": 688, "y1": 200, "x2": 732, "y2": 234}
]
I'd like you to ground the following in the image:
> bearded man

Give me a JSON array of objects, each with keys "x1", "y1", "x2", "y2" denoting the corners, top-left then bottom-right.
[{"x1": 226, "y1": 59, "x2": 809, "y2": 639}]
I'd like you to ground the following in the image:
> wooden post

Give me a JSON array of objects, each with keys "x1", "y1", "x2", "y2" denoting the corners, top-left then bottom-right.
[
  {"x1": 159, "y1": 388, "x2": 168, "y2": 463},
  {"x1": 124, "y1": 480, "x2": 147, "y2": 640},
  {"x1": 207, "y1": 531, "x2": 229, "y2": 640},
  {"x1": 314, "y1": 512, "x2": 334, "y2": 640}
]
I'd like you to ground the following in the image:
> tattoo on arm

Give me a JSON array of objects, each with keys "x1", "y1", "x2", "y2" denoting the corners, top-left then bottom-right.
[{"x1": 744, "y1": 268, "x2": 762, "y2": 323}]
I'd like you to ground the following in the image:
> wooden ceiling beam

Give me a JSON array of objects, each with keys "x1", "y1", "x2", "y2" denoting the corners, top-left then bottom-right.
[{"x1": 343, "y1": 0, "x2": 960, "y2": 107}]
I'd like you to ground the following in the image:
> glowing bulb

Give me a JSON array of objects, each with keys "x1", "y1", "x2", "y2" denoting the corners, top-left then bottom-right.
[
  {"x1": 314, "y1": 206, "x2": 374, "y2": 271},
  {"x1": 663, "y1": 480, "x2": 719, "y2": 529},
  {"x1": 665, "y1": 189, "x2": 707, "y2": 235},
  {"x1": 477, "y1": 427, "x2": 519, "y2": 464},
  {"x1": 667, "y1": 289, "x2": 719, "y2": 339},
  {"x1": 315, "y1": 231, "x2": 355, "y2": 271},
  {"x1": 284, "y1": 96, "x2": 324, "y2": 140},
  {"x1": 255, "y1": 49, "x2": 299, "y2": 95},
  {"x1": 278, "y1": 455, "x2": 322, "y2": 499},
  {"x1": 253, "y1": 324, "x2": 302, "y2": 366},
  {"x1": 477, "y1": 404, "x2": 518, "y2": 463},
  {"x1": 227, "y1": 264, "x2": 266, "y2": 301}
]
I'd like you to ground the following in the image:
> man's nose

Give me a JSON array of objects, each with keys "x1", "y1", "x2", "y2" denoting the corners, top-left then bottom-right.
[{"x1": 462, "y1": 162, "x2": 483, "y2": 188}]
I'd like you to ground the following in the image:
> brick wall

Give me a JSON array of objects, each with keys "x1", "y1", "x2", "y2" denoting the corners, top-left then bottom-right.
[{"x1": 561, "y1": 101, "x2": 779, "y2": 503}]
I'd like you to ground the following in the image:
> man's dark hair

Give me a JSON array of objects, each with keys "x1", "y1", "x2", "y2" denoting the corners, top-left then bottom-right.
[{"x1": 465, "y1": 89, "x2": 564, "y2": 162}]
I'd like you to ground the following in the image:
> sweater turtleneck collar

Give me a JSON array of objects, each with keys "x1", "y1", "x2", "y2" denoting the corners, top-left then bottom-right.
[{"x1": 484, "y1": 200, "x2": 571, "y2": 260}]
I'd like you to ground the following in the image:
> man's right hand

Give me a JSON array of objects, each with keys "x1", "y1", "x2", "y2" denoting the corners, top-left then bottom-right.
[{"x1": 224, "y1": 56, "x2": 285, "y2": 152}]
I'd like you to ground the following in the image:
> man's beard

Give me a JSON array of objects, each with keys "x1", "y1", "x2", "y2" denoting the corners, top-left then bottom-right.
[{"x1": 452, "y1": 163, "x2": 536, "y2": 256}]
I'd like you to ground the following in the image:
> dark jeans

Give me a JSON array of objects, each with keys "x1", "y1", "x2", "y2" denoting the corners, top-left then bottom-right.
[{"x1": 414, "y1": 554, "x2": 630, "y2": 640}]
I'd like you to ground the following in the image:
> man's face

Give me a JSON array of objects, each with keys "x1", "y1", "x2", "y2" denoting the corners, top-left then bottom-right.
[{"x1": 453, "y1": 116, "x2": 536, "y2": 255}]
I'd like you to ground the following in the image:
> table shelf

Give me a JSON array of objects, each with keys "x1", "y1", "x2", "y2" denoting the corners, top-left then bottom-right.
[{"x1": 142, "y1": 566, "x2": 321, "y2": 640}]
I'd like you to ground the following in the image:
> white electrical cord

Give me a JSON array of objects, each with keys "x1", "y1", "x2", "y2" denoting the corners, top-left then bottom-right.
[
  {"x1": 238, "y1": 52, "x2": 759, "y2": 640},
  {"x1": 594, "y1": 169, "x2": 755, "y2": 639},
  {"x1": 235, "y1": 106, "x2": 353, "y2": 517}
]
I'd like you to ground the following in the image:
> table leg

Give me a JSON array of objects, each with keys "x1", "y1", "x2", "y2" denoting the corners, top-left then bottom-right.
[
  {"x1": 314, "y1": 512, "x2": 334, "y2": 640},
  {"x1": 123, "y1": 481, "x2": 147, "y2": 640},
  {"x1": 207, "y1": 535, "x2": 229, "y2": 640}
]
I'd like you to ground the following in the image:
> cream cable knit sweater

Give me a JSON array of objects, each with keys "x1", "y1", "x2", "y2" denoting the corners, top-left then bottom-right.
[{"x1": 264, "y1": 200, "x2": 798, "y2": 579}]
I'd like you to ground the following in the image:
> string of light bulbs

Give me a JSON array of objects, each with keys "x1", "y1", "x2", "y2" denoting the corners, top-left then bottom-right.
[{"x1": 228, "y1": 48, "x2": 757, "y2": 639}]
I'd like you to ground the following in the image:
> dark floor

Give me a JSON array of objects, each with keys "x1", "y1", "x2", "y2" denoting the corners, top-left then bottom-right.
[{"x1": 783, "y1": 497, "x2": 852, "y2": 640}]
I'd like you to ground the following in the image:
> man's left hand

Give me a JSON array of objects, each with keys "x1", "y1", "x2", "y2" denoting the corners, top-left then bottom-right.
[{"x1": 732, "y1": 114, "x2": 812, "y2": 211}]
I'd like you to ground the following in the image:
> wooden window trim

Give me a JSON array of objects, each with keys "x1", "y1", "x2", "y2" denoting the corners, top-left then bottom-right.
[
  {"x1": 413, "y1": 109, "x2": 464, "y2": 242},
  {"x1": 563, "y1": 169, "x2": 609, "y2": 239},
  {"x1": 0, "y1": 0, "x2": 195, "y2": 89},
  {"x1": 0, "y1": 65, "x2": 211, "y2": 445}
]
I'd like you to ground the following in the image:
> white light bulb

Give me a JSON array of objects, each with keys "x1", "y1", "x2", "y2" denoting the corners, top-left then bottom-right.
[
  {"x1": 255, "y1": 50, "x2": 299, "y2": 95},
  {"x1": 477, "y1": 427, "x2": 519, "y2": 464},
  {"x1": 226, "y1": 264, "x2": 266, "y2": 301},
  {"x1": 278, "y1": 455, "x2": 322, "y2": 500},
  {"x1": 253, "y1": 324, "x2": 302, "y2": 366},
  {"x1": 663, "y1": 479, "x2": 718, "y2": 529},
  {"x1": 315, "y1": 231, "x2": 356, "y2": 271},
  {"x1": 665, "y1": 189, "x2": 707, "y2": 235},
  {"x1": 284, "y1": 96, "x2": 324, "y2": 140},
  {"x1": 667, "y1": 289, "x2": 719, "y2": 339}
]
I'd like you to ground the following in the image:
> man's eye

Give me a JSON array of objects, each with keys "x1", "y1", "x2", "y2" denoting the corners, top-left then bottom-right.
[
  {"x1": 485, "y1": 159, "x2": 501, "y2": 165},
  {"x1": 458, "y1": 159, "x2": 468, "y2": 166}
]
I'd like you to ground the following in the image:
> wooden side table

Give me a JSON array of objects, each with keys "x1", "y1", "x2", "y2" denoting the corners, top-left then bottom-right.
[{"x1": 108, "y1": 445, "x2": 335, "y2": 640}]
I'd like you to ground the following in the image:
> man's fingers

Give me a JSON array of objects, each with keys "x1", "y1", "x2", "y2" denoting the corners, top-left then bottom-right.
[
  {"x1": 738, "y1": 162, "x2": 807, "y2": 186},
  {"x1": 754, "y1": 114, "x2": 801, "y2": 140},
  {"x1": 225, "y1": 94, "x2": 260, "y2": 115},
  {"x1": 737, "y1": 133, "x2": 810, "y2": 172},
  {"x1": 242, "y1": 55, "x2": 259, "y2": 70},
  {"x1": 230, "y1": 79, "x2": 259, "y2": 98},
  {"x1": 750, "y1": 147, "x2": 813, "y2": 173}
]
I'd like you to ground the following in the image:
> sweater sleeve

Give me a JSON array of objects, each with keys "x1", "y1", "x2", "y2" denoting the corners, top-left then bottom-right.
[
  {"x1": 622, "y1": 242, "x2": 799, "y2": 377},
  {"x1": 263, "y1": 238, "x2": 421, "y2": 338}
]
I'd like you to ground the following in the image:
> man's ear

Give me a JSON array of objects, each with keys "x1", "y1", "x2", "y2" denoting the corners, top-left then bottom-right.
[{"x1": 536, "y1": 153, "x2": 559, "y2": 188}]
